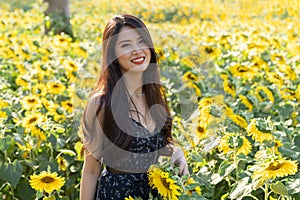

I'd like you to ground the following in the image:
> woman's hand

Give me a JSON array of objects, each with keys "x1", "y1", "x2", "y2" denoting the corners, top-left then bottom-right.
[{"x1": 170, "y1": 146, "x2": 190, "y2": 177}]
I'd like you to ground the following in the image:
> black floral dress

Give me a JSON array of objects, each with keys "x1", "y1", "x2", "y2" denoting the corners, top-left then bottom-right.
[{"x1": 95, "y1": 119, "x2": 165, "y2": 200}]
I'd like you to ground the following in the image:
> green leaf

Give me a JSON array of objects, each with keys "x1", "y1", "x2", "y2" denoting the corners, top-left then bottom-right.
[
  {"x1": 0, "y1": 136, "x2": 15, "y2": 153},
  {"x1": 278, "y1": 146, "x2": 296, "y2": 157},
  {"x1": 229, "y1": 177, "x2": 252, "y2": 200},
  {"x1": 294, "y1": 135, "x2": 300, "y2": 149},
  {"x1": 0, "y1": 160, "x2": 22, "y2": 188},
  {"x1": 270, "y1": 181, "x2": 288, "y2": 196},
  {"x1": 218, "y1": 160, "x2": 235, "y2": 177}
]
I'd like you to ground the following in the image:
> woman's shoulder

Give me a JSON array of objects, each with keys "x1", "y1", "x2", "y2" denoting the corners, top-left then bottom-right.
[{"x1": 88, "y1": 90, "x2": 106, "y2": 107}]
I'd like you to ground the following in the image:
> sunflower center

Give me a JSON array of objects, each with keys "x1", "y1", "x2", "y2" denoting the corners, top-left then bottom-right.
[
  {"x1": 187, "y1": 74, "x2": 197, "y2": 81},
  {"x1": 162, "y1": 178, "x2": 170, "y2": 189},
  {"x1": 28, "y1": 99, "x2": 36, "y2": 103},
  {"x1": 197, "y1": 126, "x2": 204, "y2": 133},
  {"x1": 205, "y1": 47, "x2": 214, "y2": 54},
  {"x1": 53, "y1": 84, "x2": 60, "y2": 88},
  {"x1": 41, "y1": 176, "x2": 55, "y2": 183},
  {"x1": 67, "y1": 103, "x2": 73, "y2": 107},
  {"x1": 237, "y1": 66, "x2": 248, "y2": 72},
  {"x1": 29, "y1": 117, "x2": 37, "y2": 124},
  {"x1": 266, "y1": 161, "x2": 283, "y2": 171}
]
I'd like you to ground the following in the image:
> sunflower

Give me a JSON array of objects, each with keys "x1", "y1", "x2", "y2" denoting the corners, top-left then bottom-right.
[
  {"x1": 0, "y1": 111, "x2": 7, "y2": 123},
  {"x1": 252, "y1": 158, "x2": 298, "y2": 183},
  {"x1": 182, "y1": 71, "x2": 198, "y2": 82},
  {"x1": 48, "y1": 104, "x2": 66, "y2": 122},
  {"x1": 266, "y1": 72, "x2": 284, "y2": 88},
  {"x1": 22, "y1": 113, "x2": 45, "y2": 130},
  {"x1": 239, "y1": 95, "x2": 253, "y2": 111},
  {"x1": 280, "y1": 88, "x2": 296, "y2": 100},
  {"x1": 15, "y1": 76, "x2": 29, "y2": 88},
  {"x1": 219, "y1": 133, "x2": 252, "y2": 156},
  {"x1": 148, "y1": 165, "x2": 181, "y2": 200},
  {"x1": 184, "y1": 178, "x2": 201, "y2": 195},
  {"x1": 61, "y1": 100, "x2": 73, "y2": 113},
  {"x1": 32, "y1": 83, "x2": 47, "y2": 97},
  {"x1": 57, "y1": 155, "x2": 67, "y2": 171},
  {"x1": 198, "y1": 97, "x2": 213, "y2": 109},
  {"x1": 31, "y1": 126, "x2": 47, "y2": 141},
  {"x1": 0, "y1": 99, "x2": 9, "y2": 109},
  {"x1": 229, "y1": 64, "x2": 255, "y2": 80},
  {"x1": 46, "y1": 82, "x2": 66, "y2": 95},
  {"x1": 63, "y1": 59, "x2": 78, "y2": 72},
  {"x1": 270, "y1": 53, "x2": 285, "y2": 64},
  {"x1": 278, "y1": 64, "x2": 297, "y2": 80},
  {"x1": 223, "y1": 80, "x2": 236, "y2": 97},
  {"x1": 21, "y1": 96, "x2": 42, "y2": 110},
  {"x1": 29, "y1": 171, "x2": 65, "y2": 194},
  {"x1": 246, "y1": 118, "x2": 273, "y2": 143},
  {"x1": 65, "y1": 70, "x2": 78, "y2": 83},
  {"x1": 33, "y1": 61, "x2": 51, "y2": 80},
  {"x1": 228, "y1": 114, "x2": 248, "y2": 129},
  {"x1": 124, "y1": 196, "x2": 134, "y2": 200},
  {"x1": 254, "y1": 86, "x2": 275, "y2": 103}
]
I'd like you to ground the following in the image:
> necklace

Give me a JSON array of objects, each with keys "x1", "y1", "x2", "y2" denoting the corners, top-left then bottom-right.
[{"x1": 130, "y1": 93, "x2": 145, "y2": 96}]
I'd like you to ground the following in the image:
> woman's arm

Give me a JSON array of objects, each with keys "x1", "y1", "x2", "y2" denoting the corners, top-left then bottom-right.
[
  {"x1": 170, "y1": 146, "x2": 189, "y2": 177},
  {"x1": 80, "y1": 153, "x2": 101, "y2": 200}
]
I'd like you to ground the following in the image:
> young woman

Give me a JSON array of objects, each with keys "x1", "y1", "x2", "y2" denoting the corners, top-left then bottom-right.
[{"x1": 80, "y1": 14, "x2": 189, "y2": 200}]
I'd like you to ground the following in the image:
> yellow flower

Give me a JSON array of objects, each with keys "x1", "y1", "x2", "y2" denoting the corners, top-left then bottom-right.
[
  {"x1": 228, "y1": 114, "x2": 248, "y2": 129},
  {"x1": 21, "y1": 96, "x2": 42, "y2": 110},
  {"x1": 15, "y1": 76, "x2": 29, "y2": 88},
  {"x1": 0, "y1": 111, "x2": 7, "y2": 122},
  {"x1": 253, "y1": 158, "x2": 298, "y2": 182},
  {"x1": 32, "y1": 83, "x2": 47, "y2": 97},
  {"x1": 48, "y1": 104, "x2": 66, "y2": 122},
  {"x1": 61, "y1": 100, "x2": 73, "y2": 113},
  {"x1": 254, "y1": 86, "x2": 275, "y2": 103},
  {"x1": 62, "y1": 59, "x2": 78, "y2": 72},
  {"x1": 29, "y1": 171, "x2": 65, "y2": 194},
  {"x1": 266, "y1": 72, "x2": 284, "y2": 88},
  {"x1": 229, "y1": 64, "x2": 255, "y2": 80},
  {"x1": 47, "y1": 82, "x2": 66, "y2": 95},
  {"x1": 0, "y1": 99, "x2": 9, "y2": 109},
  {"x1": 124, "y1": 196, "x2": 134, "y2": 200},
  {"x1": 219, "y1": 133, "x2": 252, "y2": 156},
  {"x1": 246, "y1": 118, "x2": 273, "y2": 143},
  {"x1": 182, "y1": 71, "x2": 198, "y2": 82},
  {"x1": 278, "y1": 64, "x2": 297, "y2": 81},
  {"x1": 22, "y1": 113, "x2": 45, "y2": 129},
  {"x1": 184, "y1": 178, "x2": 201, "y2": 195},
  {"x1": 239, "y1": 95, "x2": 253, "y2": 111},
  {"x1": 57, "y1": 155, "x2": 67, "y2": 171},
  {"x1": 223, "y1": 80, "x2": 236, "y2": 97},
  {"x1": 148, "y1": 165, "x2": 181, "y2": 200}
]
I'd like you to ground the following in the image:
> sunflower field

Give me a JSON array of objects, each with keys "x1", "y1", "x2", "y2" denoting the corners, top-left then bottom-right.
[{"x1": 0, "y1": 0, "x2": 299, "y2": 199}]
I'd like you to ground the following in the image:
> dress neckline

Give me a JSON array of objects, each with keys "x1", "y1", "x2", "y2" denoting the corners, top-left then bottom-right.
[{"x1": 130, "y1": 118, "x2": 157, "y2": 134}]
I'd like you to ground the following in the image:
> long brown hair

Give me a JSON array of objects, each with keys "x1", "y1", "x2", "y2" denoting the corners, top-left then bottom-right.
[{"x1": 92, "y1": 14, "x2": 172, "y2": 149}]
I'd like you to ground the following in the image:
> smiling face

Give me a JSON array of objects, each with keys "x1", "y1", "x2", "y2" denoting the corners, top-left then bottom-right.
[{"x1": 114, "y1": 26, "x2": 151, "y2": 73}]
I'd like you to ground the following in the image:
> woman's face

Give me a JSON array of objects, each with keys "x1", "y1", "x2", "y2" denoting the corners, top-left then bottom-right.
[{"x1": 114, "y1": 26, "x2": 151, "y2": 73}]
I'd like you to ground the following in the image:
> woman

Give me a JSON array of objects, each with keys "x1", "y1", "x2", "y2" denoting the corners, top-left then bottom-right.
[{"x1": 80, "y1": 14, "x2": 188, "y2": 200}]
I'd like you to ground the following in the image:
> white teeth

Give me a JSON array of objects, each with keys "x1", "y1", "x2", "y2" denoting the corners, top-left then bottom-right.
[{"x1": 132, "y1": 57, "x2": 144, "y2": 62}]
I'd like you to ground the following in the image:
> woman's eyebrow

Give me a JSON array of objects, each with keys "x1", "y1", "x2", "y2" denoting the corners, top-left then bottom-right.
[{"x1": 118, "y1": 36, "x2": 143, "y2": 44}]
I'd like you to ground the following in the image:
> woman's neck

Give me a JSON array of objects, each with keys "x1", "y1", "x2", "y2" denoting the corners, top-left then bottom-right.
[{"x1": 122, "y1": 71, "x2": 143, "y2": 95}]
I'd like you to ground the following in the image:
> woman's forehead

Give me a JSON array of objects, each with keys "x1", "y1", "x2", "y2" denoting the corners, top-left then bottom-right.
[{"x1": 116, "y1": 26, "x2": 143, "y2": 41}]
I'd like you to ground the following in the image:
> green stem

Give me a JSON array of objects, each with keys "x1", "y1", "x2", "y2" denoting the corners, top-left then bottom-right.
[
  {"x1": 245, "y1": 194, "x2": 259, "y2": 200},
  {"x1": 264, "y1": 181, "x2": 269, "y2": 200}
]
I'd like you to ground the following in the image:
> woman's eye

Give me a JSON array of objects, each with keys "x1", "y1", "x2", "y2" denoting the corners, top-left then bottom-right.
[
  {"x1": 121, "y1": 43, "x2": 130, "y2": 48},
  {"x1": 139, "y1": 39, "x2": 145, "y2": 44}
]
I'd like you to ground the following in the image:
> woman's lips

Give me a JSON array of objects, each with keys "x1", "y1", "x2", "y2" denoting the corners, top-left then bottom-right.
[{"x1": 131, "y1": 56, "x2": 145, "y2": 64}]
